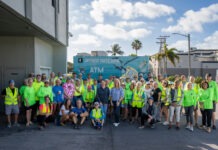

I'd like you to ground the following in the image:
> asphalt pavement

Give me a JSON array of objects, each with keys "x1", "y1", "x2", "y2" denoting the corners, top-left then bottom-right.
[{"x1": 0, "y1": 107, "x2": 218, "y2": 150}]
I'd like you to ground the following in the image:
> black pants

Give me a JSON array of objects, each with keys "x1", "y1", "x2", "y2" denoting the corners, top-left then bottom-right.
[
  {"x1": 113, "y1": 101, "x2": 120, "y2": 123},
  {"x1": 37, "y1": 115, "x2": 54, "y2": 126},
  {"x1": 201, "y1": 109, "x2": 212, "y2": 127},
  {"x1": 132, "y1": 107, "x2": 142, "y2": 118},
  {"x1": 184, "y1": 106, "x2": 194, "y2": 124},
  {"x1": 141, "y1": 114, "x2": 155, "y2": 126}
]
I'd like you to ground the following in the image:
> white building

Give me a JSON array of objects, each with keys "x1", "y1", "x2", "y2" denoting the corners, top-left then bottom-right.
[
  {"x1": 0, "y1": 0, "x2": 68, "y2": 88},
  {"x1": 76, "y1": 51, "x2": 108, "y2": 56},
  {"x1": 151, "y1": 48, "x2": 218, "y2": 77}
]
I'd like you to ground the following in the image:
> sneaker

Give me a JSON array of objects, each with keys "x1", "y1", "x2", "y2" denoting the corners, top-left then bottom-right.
[
  {"x1": 206, "y1": 127, "x2": 211, "y2": 133},
  {"x1": 138, "y1": 126, "x2": 145, "y2": 129},
  {"x1": 13, "y1": 123, "x2": 20, "y2": 127},
  {"x1": 189, "y1": 126, "x2": 194, "y2": 132},
  {"x1": 176, "y1": 126, "x2": 180, "y2": 130},
  {"x1": 7, "y1": 123, "x2": 11, "y2": 128},
  {"x1": 150, "y1": 124, "x2": 155, "y2": 129},
  {"x1": 113, "y1": 123, "x2": 120, "y2": 127},
  {"x1": 60, "y1": 122, "x2": 65, "y2": 126},
  {"x1": 212, "y1": 125, "x2": 216, "y2": 130},
  {"x1": 194, "y1": 123, "x2": 199, "y2": 128},
  {"x1": 39, "y1": 126, "x2": 44, "y2": 130},
  {"x1": 185, "y1": 125, "x2": 190, "y2": 130},
  {"x1": 163, "y1": 121, "x2": 169, "y2": 126},
  {"x1": 156, "y1": 120, "x2": 161, "y2": 123},
  {"x1": 168, "y1": 125, "x2": 172, "y2": 130}
]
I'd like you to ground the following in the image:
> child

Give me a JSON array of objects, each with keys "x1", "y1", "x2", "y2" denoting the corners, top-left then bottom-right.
[{"x1": 90, "y1": 102, "x2": 105, "y2": 129}]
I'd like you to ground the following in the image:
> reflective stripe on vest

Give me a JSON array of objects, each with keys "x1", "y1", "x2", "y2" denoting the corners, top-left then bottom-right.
[
  {"x1": 75, "y1": 86, "x2": 82, "y2": 96},
  {"x1": 41, "y1": 104, "x2": 51, "y2": 114},
  {"x1": 133, "y1": 89, "x2": 144, "y2": 101},
  {"x1": 92, "y1": 109, "x2": 102, "y2": 119},
  {"x1": 5, "y1": 87, "x2": 18, "y2": 105}
]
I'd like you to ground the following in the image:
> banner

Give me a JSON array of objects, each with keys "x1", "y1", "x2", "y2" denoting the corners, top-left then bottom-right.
[{"x1": 73, "y1": 56, "x2": 150, "y2": 79}]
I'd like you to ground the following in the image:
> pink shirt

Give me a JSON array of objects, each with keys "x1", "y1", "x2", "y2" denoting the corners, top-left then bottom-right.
[{"x1": 63, "y1": 82, "x2": 75, "y2": 98}]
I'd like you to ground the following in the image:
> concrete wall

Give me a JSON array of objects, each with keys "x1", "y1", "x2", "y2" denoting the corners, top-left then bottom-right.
[
  {"x1": 0, "y1": 36, "x2": 35, "y2": 90},
  {"x1": 1, "y1": 0, "x2": 25, "y2": 16},
  {"x1": 53, "y1": 46, "x2": 67, "y2": 74},
  {"x1": 31, "y1": 0, "x2": 55, "y2": 37},
  {"x1": 57, "y1": 0, "x2": 68, "y2": 45},
  {"x1": 34, "y1": 38, "x2": 53, "y2": 76}
]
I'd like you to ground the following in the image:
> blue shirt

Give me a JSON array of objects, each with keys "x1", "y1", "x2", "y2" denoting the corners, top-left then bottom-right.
[
  {"x1": 52, "y1": 85, "x2": 64, "y2": 102},
  {"x1": 71, "y1": 107, "x2": 86, "y2": 115},
  {"x1": 110, "y1": 87, "x2": 124, "y2": 101}
]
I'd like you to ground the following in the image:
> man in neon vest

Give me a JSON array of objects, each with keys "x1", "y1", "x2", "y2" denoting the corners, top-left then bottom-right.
[
  {"x1": 205, "y1": 73, "x2": 218, "y2": 130},
  {"x1": 90, "y1": 102, "x2": 105, "y2": 129},
  {"x1": 83, "y1": 85, "x2": 95, "y2": 112},
  {"x1": 1, "y1": 80, "x2": 20, "y2": 128}
]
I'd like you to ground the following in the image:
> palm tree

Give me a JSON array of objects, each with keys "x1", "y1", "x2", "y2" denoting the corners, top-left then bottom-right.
[
  {"x1": 155, "y1": 44, "x2": 179, "y2": 75},
  {"x1": 107, "y1": 44, "x2": 124, "y2": 56},
  {"x1": 131, "y1": 39, "x2": 142, "y2": 56}
]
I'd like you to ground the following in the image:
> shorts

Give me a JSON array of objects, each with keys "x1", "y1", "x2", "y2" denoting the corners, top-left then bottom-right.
[
  {"x1": 53, "y1": 98, "x2": 64, "y2": 104},
  {"x1": 25, "y1": 105, "x2": 34, "y2": 111},
  {"x1": 213, "y1": 101, "x2": 216, "y2": 112},
  {"x1": 5, "y1": 104, "x2": 19, "y2": 115}
]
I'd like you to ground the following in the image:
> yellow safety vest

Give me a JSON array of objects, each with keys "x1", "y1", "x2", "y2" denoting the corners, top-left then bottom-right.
[
  {"x1": 40, "y1": 104, "x2": 51, "y2": 114},
  {"x1": 74, "y1": 86, "x2": 82, "y2": 96},
  {"x1": 5, "y1": 87, "x2": 18, "y2": 105},
  {"x1": 132, "y1": 89, "x2": 144, "y2": 108},
  {"x1": 92, "y1": 108, "x2": 103, "y2": 119},
  {"x1": 177, "y1": 88, "x2": 182, "y2": 102}
]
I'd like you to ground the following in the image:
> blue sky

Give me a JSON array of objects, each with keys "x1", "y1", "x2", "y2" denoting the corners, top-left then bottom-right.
[{"x1": 67, "y1": 0, "x2": 218, "y2": 62}]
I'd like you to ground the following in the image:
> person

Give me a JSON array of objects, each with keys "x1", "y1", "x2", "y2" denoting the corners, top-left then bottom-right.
[
  {"x1": 63, "y1": 78, "x2": 75, "y2": 103},
  {"x1": 90, "y1": 102, "x2": 105, "y2": 129},
  {"x1": 32, "y1": 74, "x2": 44, "y2": 118},
  {"x1": 52, "y1": 79, "x2": 64, "y2": 115},
  {"x1": 131, "y1": 82, "x2": 145, "y2": 124},
  {"x1": 37, "y1": 80, "x2": 53, "y2": 104},
  {"x1": 110, "y1": 79, "x2": 124, "y2": 127},
  {"x1": 59, "y1": 99, "x2": 71, "y2": 126},
  {"x1": 49, "y1": 72, "x2": 56, "y2": 87},
  {"x1": 198, "y1": 80, "x2": 213, "y2": 133},
  {"x1": 92, "y1": 79, "x2": 98, "y2": 98},
  {"x1": 78, "y1": 73, "x2": 83, "y2": 86},
  {"x1": 1, "y1": 80, "x2": 20, "y2": 128},
  {"x1": 87, "y1": 73, "x2": 94, "y2": 86},
  {"x1": 205, "y1": 73, "x2": 218, "y2": 130},
  {"x1": 73, "y1": 79, "x2": 83, "y2": 106},
  {"x1": 23, "y1": 78, "x2": 36, "y2": 126},
  {"x1": 181, "y1": 75, "x2": 187, "y2": 90},
  {"x1": 37, "y1": 96, "x2": 53, "y2": 130},
  {"x1": 96, "y1": 80, "x2": 110, "y2": 120},
  {"x1": 168, "y1": 80, "x2": 184, "y2": 130},
  {"x1": 161, "y1": 80, "x2": 170, "y2": 126},
  {"x1": 144, "y1": 81, "x2": 152, "y2": 100},
  {"x1": 183, "y1": 82, "x2": 197, "y2": 131},
  {"x1": 83, "y1": 85, "x2": 95, "y2": 112},
  {"x1": 157, "y1": 74, "x2": 163, "y2": 90},
  {"x1": 19, "y1": 79, "x2": 28, "y2": 102},
  {"x1": 41, "y1": 73, "x2": 47, "y2": 83},
  {"x1": 139, "y1": 97, "x2": 157, "y2": 129},
  {"x1": 70, "y1": 100, "x2": 88, "y2": 129},
  {"x1": 122, "y1": 82, "x2": 134, "y2": 121},
  {"x1": 72, "y1": 72, "x2": 78, "y2": 81},
  {"x1": 151, "y1": 82, "x2": 162, "y2": 122},
  {"x1": 108, "y1": 76, "x2": 114, "y2": 89},
  {"x1": 97, "y1": 74, "x2": 103, "y2": 85}
]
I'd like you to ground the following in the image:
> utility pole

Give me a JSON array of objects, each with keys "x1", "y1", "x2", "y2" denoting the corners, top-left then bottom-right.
[{"x1": 156, "y1": 35, "x2": 170, "y2": 76}]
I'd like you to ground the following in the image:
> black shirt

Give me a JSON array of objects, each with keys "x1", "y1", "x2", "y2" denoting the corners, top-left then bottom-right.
[
  {"x1": 96, "y1": 86, "x2": 110, "y2": 104},
  {"x1": 152, "y1": 88, "x2": 161, "y2": 102},
  {"x1": 1, "y1": 88, "x2": 20, "y2": 96}
]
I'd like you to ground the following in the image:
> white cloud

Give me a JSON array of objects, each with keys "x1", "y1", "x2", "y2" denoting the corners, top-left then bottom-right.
[
  {"x1": 167, "y1": 17, "x2": 174, "y2": 23},
  {"x1": 162, "y1": 3, "x2": 218, "y2": 33},
  {"x1": 115, "y1": 21, "x2": 145, "y2": 28},
  {"x1": 70, "y1": 34, "x2": 101, "y2": 47},
  {"x1": 196, "y1": 31, "x2": 218, "y2": 49},
  {"x1": 168, "y1": 40, "x2": 188, "y2": 51},
  {"x1": 80, "y1": 4, "x2": 91, "y2": 10},
  {"x1": 71, "y1": 24, "x2": 89, "y2": 31},
  {"x1": 92, "y1": 24, "x2": 151, "y2": 40},
  {"x1": 90, "y1": 0, "x2": 175, "y2": 23}
]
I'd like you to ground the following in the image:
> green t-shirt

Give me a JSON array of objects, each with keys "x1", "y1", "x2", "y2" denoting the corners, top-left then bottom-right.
[
  {"x1": 84, "y1": 90, "x2": 95, "y2": 103},
  {"x1": 183, "y1": 89, "x2": 196, "y2": 107},
  {"x1": 20, "y1": 85, "x2": 27, "y2": 101},
  {"x1": 208, "y1": 80, "x2": 218, "y2": 102},
  {"x1": 198, "y1": 88, "x2": 213, "y2": 109},
  {"x1": 37, "y1": 86, "x2": 53, "y2": 104},
  {"x1": 123, "y1": 89, "x2": 133, "y2": 104},
  {"x1": 33, "y1": 81, "x2": 44, "y2": 101},
  {"x1": 24, "y1": 86, "x2": 36, "y2": 106}
]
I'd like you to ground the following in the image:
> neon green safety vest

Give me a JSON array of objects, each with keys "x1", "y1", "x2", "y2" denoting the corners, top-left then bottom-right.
[
  {"x1": 92, "y1": 108, "x2": 103, "y2": 119},
  {"x1": 74, "y1": 86, "x2": 82, "y2": 96},
  {"x1": 5, "y1": 87, "x2": 19, "y2": 105},
  {"x1": 132, "y1": 89, "x2": 144, "y2": 108}
]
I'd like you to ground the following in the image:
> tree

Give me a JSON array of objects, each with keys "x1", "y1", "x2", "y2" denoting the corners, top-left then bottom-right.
[
  {"x1": 155, "y1": 44, "x2": 179, "y2": 76},
  {"x1": 129, "y1": 53, "x2": 137, "y2": 57},
  {"x1": 131, "y1": 39, "x2": 142, "y2": 56},
  {"x1": 107, "y1": 44, "x2": 124, "y2": 56},
  {"x1": 67, "y1": 62, "x2": 73, "y2": 73}
]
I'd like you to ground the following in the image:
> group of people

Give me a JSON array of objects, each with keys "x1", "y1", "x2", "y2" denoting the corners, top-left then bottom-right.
[{"x1": 1, "y1": 72, "x2": 218, "y2": 133}]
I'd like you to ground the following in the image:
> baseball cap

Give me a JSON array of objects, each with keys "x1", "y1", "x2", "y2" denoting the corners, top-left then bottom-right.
[
  {"x1": 9, "y1": 80, "x2": 15, "y2": 84},
  {"x1": 146, "y1": 81, "x2": 150, "y2": 85},
  {"x1": 148, "y1": 97, "x2": 154, "y2": 101},
  {"x1": 94, "y1": 102, "x2": 99, "y2": 106}
]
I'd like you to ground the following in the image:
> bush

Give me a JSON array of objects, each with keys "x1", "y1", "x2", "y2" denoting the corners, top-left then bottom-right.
[
  {"x1": 195, "y1": 76, "x2": 203, "y2": 84},
  {"x1": 167, "y1": 75, "x2": 176, "y2": 82}
]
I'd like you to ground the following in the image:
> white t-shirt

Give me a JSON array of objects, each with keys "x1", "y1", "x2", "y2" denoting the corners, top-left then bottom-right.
[
  {"x1": 59, "y1": 105, "x2": 70, "y2": 116},
  {"x1": 144, "y1": 88, "x2": 152, "y2": 99}
]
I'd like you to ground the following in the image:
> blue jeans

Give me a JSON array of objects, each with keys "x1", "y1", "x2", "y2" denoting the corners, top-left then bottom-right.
[
  {"x1": 101, "y1": 104, "x2": 108, "y2": 119},
  {"x1": 113, "y1": 101, "x2": 120, "y2": 123}
]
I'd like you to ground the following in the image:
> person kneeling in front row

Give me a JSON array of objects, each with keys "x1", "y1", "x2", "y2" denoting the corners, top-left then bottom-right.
[
  {"x1": 139, "y1": 97, "x2": 157, "y2": 129},
  {"x1": 70, "y1": 99, "x2": 88, "y2": 129},
  {"x1": 37, "y1": 96, "x2": 53, "y2": 130},
  {"x1": 90, "y1": 102, "x2": 105, "y2": 130}
]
